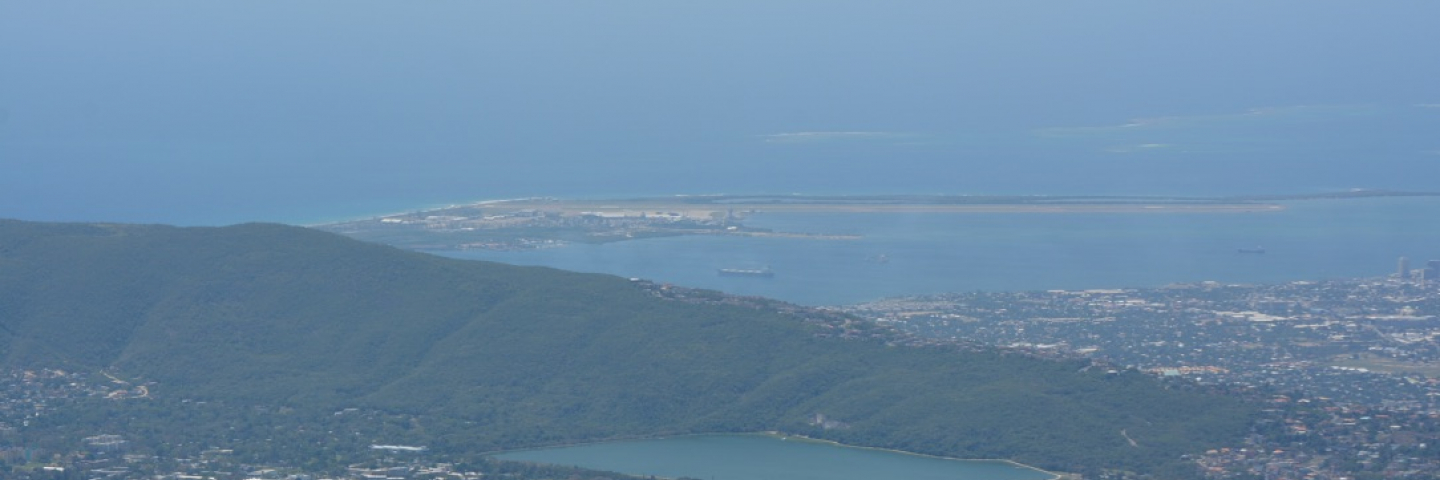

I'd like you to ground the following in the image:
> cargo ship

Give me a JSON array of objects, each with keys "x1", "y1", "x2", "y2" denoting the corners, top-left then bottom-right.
[
  {"x1": 1237, "y1": 246, "x2": 1266, "y2": 254},
  {"x1": 717, "y1": 266, "x2": 775, "y2": 278}
]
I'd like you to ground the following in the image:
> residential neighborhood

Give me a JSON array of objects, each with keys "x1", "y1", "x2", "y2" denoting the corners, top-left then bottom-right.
[{"x1": 843, "y1": 273, "x2": 1440, "y2": 479}]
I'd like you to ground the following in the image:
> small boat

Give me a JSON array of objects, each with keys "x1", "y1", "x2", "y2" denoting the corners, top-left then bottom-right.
[{"x1": 1237, "y1": 246, "x2": 1266, "y2": 254}]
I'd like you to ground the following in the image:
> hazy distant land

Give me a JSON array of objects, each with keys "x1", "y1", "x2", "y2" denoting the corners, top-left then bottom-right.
[{"x1": 313, "y1": 191, "x2": 1435, "y2": 251}]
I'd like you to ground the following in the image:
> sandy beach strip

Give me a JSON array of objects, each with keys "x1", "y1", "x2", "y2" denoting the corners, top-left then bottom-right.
[{"x1": 482, "y1": 200, "x2": 1286, "y2": 215}]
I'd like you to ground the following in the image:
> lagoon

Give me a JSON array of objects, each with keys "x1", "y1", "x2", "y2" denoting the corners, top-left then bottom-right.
[{"x1": 493, "y1": 434, "x2": 1053, "y2": 480}]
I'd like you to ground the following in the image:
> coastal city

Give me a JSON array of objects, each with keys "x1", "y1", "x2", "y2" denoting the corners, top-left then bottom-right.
[
  {"x1": 8, "y1": 2, "x2": 1437, "y2": 480},
  {"x1": 8, "y1": 263, "x2": 1440, "y2": 479},
  {"x1": 842, "y1": 259, "x2": 1440, "y2": 480}
]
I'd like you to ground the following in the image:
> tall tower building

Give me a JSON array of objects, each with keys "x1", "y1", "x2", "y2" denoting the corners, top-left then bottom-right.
[{"x1": 1399, "y1": 257, "x2": 1410, "y2": 279}]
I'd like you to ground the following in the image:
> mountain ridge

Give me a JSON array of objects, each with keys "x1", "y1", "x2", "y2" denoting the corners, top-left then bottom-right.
[{"x1": 0, "y1": 218, "x2": 1256, "y2": 476}]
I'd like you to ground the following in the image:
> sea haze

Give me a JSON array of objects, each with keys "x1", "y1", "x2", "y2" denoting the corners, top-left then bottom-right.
[{"x1": 2, "y1": 2, "x2": 1438, "y2": 225}]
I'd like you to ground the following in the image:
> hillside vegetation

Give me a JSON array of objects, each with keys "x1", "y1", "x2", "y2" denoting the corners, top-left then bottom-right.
[{"x1": 0, "y1": 219, "x2": 1256, "y2": 476}]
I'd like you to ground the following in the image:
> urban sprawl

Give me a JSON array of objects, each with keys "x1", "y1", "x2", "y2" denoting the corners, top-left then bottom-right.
[{"x1": 842, "y1": 258, "x2": 1440, "y2": 480}]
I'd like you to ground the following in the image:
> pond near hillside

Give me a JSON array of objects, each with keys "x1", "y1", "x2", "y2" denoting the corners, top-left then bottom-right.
[{"x1": 492, "y1": 434, "x2": 1056, "y2": 480}]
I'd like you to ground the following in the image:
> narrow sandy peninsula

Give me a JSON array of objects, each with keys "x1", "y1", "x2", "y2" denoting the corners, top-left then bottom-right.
[
  {"x1": 488, "y1": 198, "x2": 1286, "y2": 216},
  {"x1": 312, "y1": 193, "x2": 1308, "y2": 251}
]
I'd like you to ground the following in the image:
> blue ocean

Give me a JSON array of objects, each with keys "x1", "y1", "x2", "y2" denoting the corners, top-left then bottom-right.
[{"x1": 3, "y1": 3, "x2": 1437, "y2": 305}]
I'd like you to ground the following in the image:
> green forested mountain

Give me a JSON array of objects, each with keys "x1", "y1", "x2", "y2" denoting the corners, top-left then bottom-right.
[{"x1": 0, "y1": 219, "x2": 1255, "y2": 476}]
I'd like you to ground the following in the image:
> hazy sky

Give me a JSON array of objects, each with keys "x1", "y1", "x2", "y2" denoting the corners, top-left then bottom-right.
[{"x1": 3, "y1": 1, "x2": 1438, "y2": 224}]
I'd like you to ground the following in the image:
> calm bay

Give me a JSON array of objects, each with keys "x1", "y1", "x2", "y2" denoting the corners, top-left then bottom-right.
[{"x1": 442, "y1": 197, "x2": 1440, "y2": 306}]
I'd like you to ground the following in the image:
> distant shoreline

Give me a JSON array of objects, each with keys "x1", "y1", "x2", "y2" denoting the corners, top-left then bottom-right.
[
  {"x1": 484, "y1": 199, "x2": 1286, "y2": 215},
  {"x1": 310, "y1": 190, "x2": 1440, "y2": 226},
  {"x1": 309, "y1": 191, "x2": 1439, "y2": 253}
]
